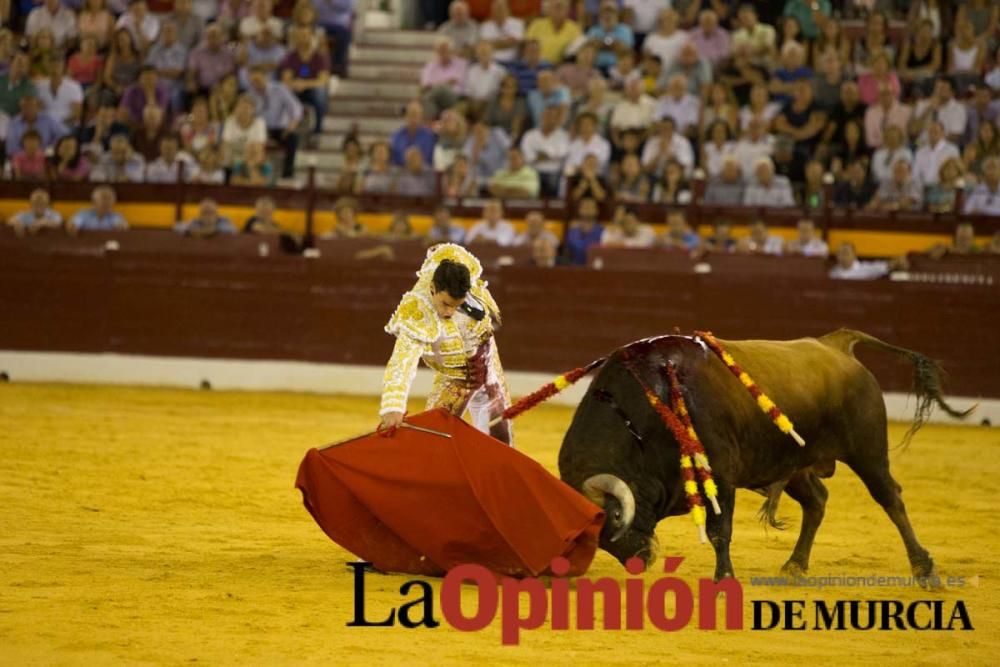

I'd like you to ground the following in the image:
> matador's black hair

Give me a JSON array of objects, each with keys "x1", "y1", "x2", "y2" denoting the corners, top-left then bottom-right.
[{"x1": 432, "y1": 260, "x2": 471, "y2": 300}]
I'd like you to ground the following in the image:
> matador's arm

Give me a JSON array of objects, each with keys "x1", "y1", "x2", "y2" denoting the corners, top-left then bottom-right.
[{"x1": 379, "y1": 333, "x2": 424, "y2": 416}]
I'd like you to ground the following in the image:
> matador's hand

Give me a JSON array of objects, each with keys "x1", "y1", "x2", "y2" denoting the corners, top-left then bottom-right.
[
  {"x1": 462, "y1": 342, "x2": 490, "y2": 388},
  {"x1": 378, "y1": 411, "x2": 404, "y2": 434}
]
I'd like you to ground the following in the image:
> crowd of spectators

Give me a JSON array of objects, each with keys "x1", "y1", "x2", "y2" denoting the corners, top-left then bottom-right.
[
  {"x1": 344, "y1": 0, "x2": 1000, "y2": 219},
  {"x1": 0, "y1": 0, "x2": 357, "y2": 184}
]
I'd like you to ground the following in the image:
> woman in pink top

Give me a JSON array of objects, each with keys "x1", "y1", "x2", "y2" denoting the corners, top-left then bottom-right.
[
  {"x1": 857, "y1": 51, "x2": 900, "y2": 106},
  {"x1": 49, "y1": 136, "x2": 93, "y2": 182},
  {"x1": 12, "y1": 131, "x2": 48, "y2": 181},
  {"x1": 68, "y1": 36, "x2": 105, "y2": 87}
]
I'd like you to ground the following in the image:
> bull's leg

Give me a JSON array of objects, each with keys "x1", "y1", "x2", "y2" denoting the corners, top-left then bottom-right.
[
  {"x1": 846, "y1": 456, "x2": 935, "y2": 583},
  {"x1": 706, "y1": 479, "x2": 736, "y2": 582},
  {"x1": 780, "y1": 471, "x2": 828, "y2": 577}
]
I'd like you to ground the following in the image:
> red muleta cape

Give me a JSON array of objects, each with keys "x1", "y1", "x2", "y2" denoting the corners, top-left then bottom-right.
[{"x1": 295, "y1": 409, "x2": 605, "y2": 577}]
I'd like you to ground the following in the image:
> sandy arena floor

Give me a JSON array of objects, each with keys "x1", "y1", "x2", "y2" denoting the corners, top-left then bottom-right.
[{"x1": 0, "y1": 383, "x2": 997, "y2": 665}]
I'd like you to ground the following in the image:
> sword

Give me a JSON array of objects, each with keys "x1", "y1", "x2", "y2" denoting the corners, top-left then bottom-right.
[{"x1": 399, "y1": 422, "x2": 452, "y2": 438}]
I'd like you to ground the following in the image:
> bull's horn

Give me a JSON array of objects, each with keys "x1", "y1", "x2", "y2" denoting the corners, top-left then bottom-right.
[{"x1": 582, "y1": 474, "x2": 635, "y2": 542}]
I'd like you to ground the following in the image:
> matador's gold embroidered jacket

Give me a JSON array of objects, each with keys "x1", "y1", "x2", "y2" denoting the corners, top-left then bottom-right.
[{"x1": 379, "y1": 244, "x2": 502, "y2": 416}]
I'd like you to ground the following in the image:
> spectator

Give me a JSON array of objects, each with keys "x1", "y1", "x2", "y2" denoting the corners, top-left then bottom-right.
[
  {"x1": 857, "y1": 51, "x2": 900, "y2": 106},
  {"x1": 145, "y1": 134, "x2": 194, "y2": 183},
  {"x1": 829, "y1": 242, "x2": 896, "y2": 280},
  {"x1": 420, "y1": 37, "x2": 468, "y2": 121},
  {"x1": 427, "y1": 206, "x2": 465, "y2": 244},
  {"x1": 687, "y1": 9, "x2": 730, "y2": 68},
  {"x1": 565, "y1": 111, "x2": 611, "y2": 176},
  {"x1": 563, "y1": 197, "x2": 604, "y2": 264},
  {"x1": 924, "y1": 157, "x2": 965, "y2": 213},
  {"x1": 463, "y1": 118, "x2": 510, "y2": 185},
  {"x1": 770, "y1": 41, "x2": 811, "y2": 102},
  {"x1": 743, "y1": 156, "x2": 795, "y2": 207},
  {"x1": 701, "y1": 119, "x2": 735, "y2": 177},
  {"x1": 609, "y1": 77, "x2": 655, "y2": 147},
  {"x1": 11, "y1": 130, "x2": 46, "y2": 180},
  {"x1": 515, "y1": 210, "x2": 559, "y2": 247},
  {"x1": 570, "y1": 152, "x2": 609, "y2": 202},
  {"x1": 479, "y1": 0, "x2": 524, "y2": 63},
  {"x1": 783, "y1": 0, "x2": 830, "y2": 41},
  {"x1": 732, "y1": 4, "x2": 776, "y2": 67},
  {"x1": 531, "y1": 236, "x2": 558, "y2": 267},
  {"x1": 811, "y1": 15, "x2": 849, "y2": 69},
  {"x1": 948, "y1": 19, "x2": 987, "y2": 93},
  {"x1": 243, "y1": 196, "x2": 283, "y2": 234},
  {"x1": 643, "y1": 8, "x2": 687, "y2": 73},
  {"x1": 238, "y1": 25, "x2": 285, "y2": 88},
  {"x1": 68, "y1": 36, "x2": 105, "y2": 88},
  {"x1": 26, "y1": 0, "x2": 77, "y2": 50},
  {"x1": 651, "y1": 158, "x2": 692, "y2": 204},
  {"x1": 871, "y1": 125, "x2": 913, "y2": 184},
  {"x1": 928, "y1": 222, "x2": 981, "y2": 258},
  {"x1": 785, "y1": 218, "x2": 828, "y2": 257},
  {"x1": 868, "y1": 159, "x2": 923, "y2": 211},
  {"x1": 102, "y1": 29, "x2": 142, "y2": 104},
  {"x1": 520, "y1": 104, "x2": 569, "y2": 197},
  {"x1": 389, "y1": 100, "x2": 436, "y2": 167},
  {"x1": 798, "y1": 159, "x2": 827, "y2": 210},
  {"x1": 49, "y1": 135, "x2": 92, "y2": 182},
  {"x1": 133, "y1": 104, "x2": 169, "y2": 161},
  {"x1": 221, "y1": 94, "x2": 267, "y2": 170},
  {"x1": 209, "y1": 72, "x2": 240, "y2": 123},
  {"x1": 314, "y1": 0, "x2": 354, "y2": 77},
  {"x1": 571, "y1": 77, "x2": 614, "y2": 132},
  {"x1": 147, "y1": 21, "x2": 189, "y2": 107},
  {"x1": 660, "y1": 209, "x2": 699, "y2": 250},
  {"x1": 360, "y1": 141, "x2": 396, "y2": 194},
  {"x1": 287, "y1": 1, "x2": 326, "y2": 53},
  {"x1": 489, "y1": 146, "x2": 540, "y2": 198},
  {"x1": 733, "y1": 115, "x2": 775, "y2": 178},
  {"x1": 704, "y1": 155, "x2": 745, "y2": 205},
  {"x1": 987, "y1": 45, "x2": 1000, "y2": 92},
  {"x1": 663, "y1": 41, "x2": 711, "y2": 97},
  {"x1": 78, "y1": 0, "x2": 115, "y2": 49},
  {"x1": 189, "y1": 146, "x2": 226, "y2": 184},
  {"x1": 68, "y1": 185, "x2": 128, "y2": 231},
  {"x1": 700, "y1": 82, "x2": 739, "y2": 139},
  {"x1": 654, "y1": 73, "x2": 700, "y2": 137},
  {"x1": 611, "y1": 154, "x2": 649, "y2": 202},
  {"x1": 170, "y1": 0, "x2": 206, "y2": 51},
  {"x1": 897, "y1": 19, "x2": 941, "y2": 98},
  {"x1": 438, "y1": 0, "x2": 479, "y2": 57},
  {"x1": 586, "y1": 0, "x2": 635, "y2": 72},
  {"x1": 442, "y1": 154, "x2": 478, "y2": 196},
  {"x1": 606, "y1": 46, "x2": 639, "y2": 92},
  {"x1": 34, "y1": 56, "x2": 82, "y2": 126},
  {"x1": 505, "y1": 38, "x2": 547, "y2": 94},
  {"x1": 466, "y1": 199, "x2": 515, "y2": 245},
  {"x1": 91, "y1": 134, "x2": 146, "y2": 182},
  {"x1": 914, "y1": 77, "x2": 967, "y2": 145},
  {"x1": 120, "y1": 66, "x2": 172, "y2": 127},
  {"x1": 483, "y1": 73, "x2": 528, "y2": 139},
  {"x1": 964, "y1": 118, "x2": 1000, "y2": 176},
  {"x1": 394, "y1": 146, "x2": 436, "y2": 196},
  {"x1": 280, "y1": 25, "x2": 330, "y2": 135},
  {"x1": 525, "y1": 0, "x2": 581, "y2": 65},
  {"x1": 556, "y1": 44, "x2": 601, "y2": 101},
  {"x1": 336, "y1": 136, "x2": 366, "y2": 192},
  {"x1": 176, "y1": 97, "x2": 221, "y2": 155},
  {"x1": 812, "y1": 50, "x2": 846, "y2": 114},
  {"x1": 863, "y1": 83, "x2": 912, "y2": 150},
  {"x1": 773, "y1": 80, "x2": 826, "y2": 175},
  {"x1": 964, "y1": 156, "x2": 1000, "y2": 215},
  {"x1": 834, "y1": 159, "x2": 876, "y2": 208},
  {"x1": 239, "y1": 0, "x2": 283, "y2": 41},
  {"x1": 175, "y1": 198, "x2": 237, "y2": 237},
  {"x1": 465, "y1": 41, "x2": 507, "y2": 115},
  {"x1": 431, "y1": 109, "x2": 467, "y2": 171},
  {"x1": 527, "y1": 69, "x2": 570, "y2": 128},
  {"x1": 703, "y1": 220, "x2": 737, "y2": 253},
  {"x1": 737, "y1": 219, "x2": 784, "y2": 255},
  {"x1": 5, "y1": 93, "x2": 66, "y2": 158},
  {"x1": 383, "y1": 212, "x2": 419, "y2": 241},
  {"x1": 187, "y1": 23, "x2": 237, "y2": 98},
  {"x1": 7, "y1": 188, "x2": 62, "y2": 236},
  {"x1": 913, "y1": 120, "x2": 960, "y2": 187},
  {"x1": 116, "y1": 0, "x2": 159, "y2": 54},
  {"x1": 964, "y1": 84, "x2": 998, "y2": 147},
  {"x1": 739, "y1": 82, "x2": 781, "y2": 131},
  {"x1": 327, "y1": 197, "x2": 366, "y2": 238},
  {"x1": 246, "y1": 65, "x2": 302, "y2": 179},
  {"x1": 230, "y1": 141, "x2": 275, "y2": 186},
  {"x1": 602, "y1": 207, "x2": 654, "y2": 247},
  {"x1": 0, "y1": 53, "x2": 35, "y2": 118}
]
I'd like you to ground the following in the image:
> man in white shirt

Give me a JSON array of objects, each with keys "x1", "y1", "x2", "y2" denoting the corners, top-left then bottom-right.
[
  {"x1": 477, "y1": 0, "x2": 524, "y2": 62},
  {"x1": 565, "y1": 111, "x2": 611, "y2": 175},
  {"x1": 466, "y1": 199, "x2": 516, "y2": 246},
  {"x1": 964, "y1": 156, "x2": 1000, "y2": 216},
  {"x1": 829, "y1": 242, "x2": 892, "y2": 280},
  {"x1": 521, "y1": 104, "x2": 570, "y2": 196},
  {"x1": 640, "y1": 116, "x2": 694, "y2": 175},
  {"x1": 863, "y1": 83, "x2": 912, "y2": 149},
  {"x1": 623, "y1": 0, "x2": 664, "y2": 40},
  {"x1": 730, "y1": 4, "x2": 776, "y2": 66},
  {"x1": 785, "y1": 218, "x2": 829, "y2": 257},
  {"x1": 743, "y1": 156, "x2": 795, "y2": 207},
  {"x1": 239, "y1": 0, "x2": 285, "y2": 41},
  {"x1": 602, "y1": 207, "x2": 656, "y2": 247},
  {"x1": 914, "y1": 77, "x2": 968, "y2": 144},
  {"x1": 912, "y1": 120, "x2": 960, "y2": 186},
  {"x1": 25, "y1": 0, "x2": 77, "y2": 49},
  {"x1": 642, "y1": 8, "x2": 687, "y2": 73},
  {"x1": 654, "y1": 73, "x2": 701, "y2": 136},
  {"x1": 464, "y1": 41, "x2": 507, "y2": 104},
  {"x1": 34, "y1": 57, "x2": 83, "y2": 125},
  {"x1": 514, "y1": 210, "x2": 559, "y2": 247},
  {"x1": 609, "y1": 78, "x2": 656, "y2": 146},
  {"x1": 732, "y1": 116, "x2": 775, "y2": 179}
]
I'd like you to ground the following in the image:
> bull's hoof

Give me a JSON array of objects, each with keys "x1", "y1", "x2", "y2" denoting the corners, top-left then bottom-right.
[
  {"x1": 913, "y1": 558, "x2": 940, "y2": 589},
  {"x1": 713, "y1": 569, "x2": 736, "y2": 583},
  {"x1": 780, "y1": 560, "x2": 807, "y2": 578}
]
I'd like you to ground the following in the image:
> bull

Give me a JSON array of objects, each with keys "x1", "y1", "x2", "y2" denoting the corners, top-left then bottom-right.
[{"x1": 558, "y1": 329, "x2": 972, "y2": 582}]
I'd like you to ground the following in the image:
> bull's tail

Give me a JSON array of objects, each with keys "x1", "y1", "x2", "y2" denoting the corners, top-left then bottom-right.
[
  {"x1": 819, "y1": 329, "x2": 975, "y2": 447},
  {"x1": 753, "y1": 482, "x2": 787, "y2": 531}
]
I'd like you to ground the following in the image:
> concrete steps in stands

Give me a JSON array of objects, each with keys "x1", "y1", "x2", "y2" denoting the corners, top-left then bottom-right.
[
  {"x1": 332, "y1": 78, "x2": 420, "y2": 99},
  {"x1": 358, "y1": 29, "x2": 443, "y2": 48},
  {"x1": 329, "y1": 95, "x2": 410, "y2": 116},
  {"x1": 347, "y1": 61, "x2": 424, "y2": 81},
  {"x1": 352, "y1": 44, "x2": 433, "y2": 64},
  {"x1": 323, "y1": 115, "x2": 400, "y2": 134}
]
